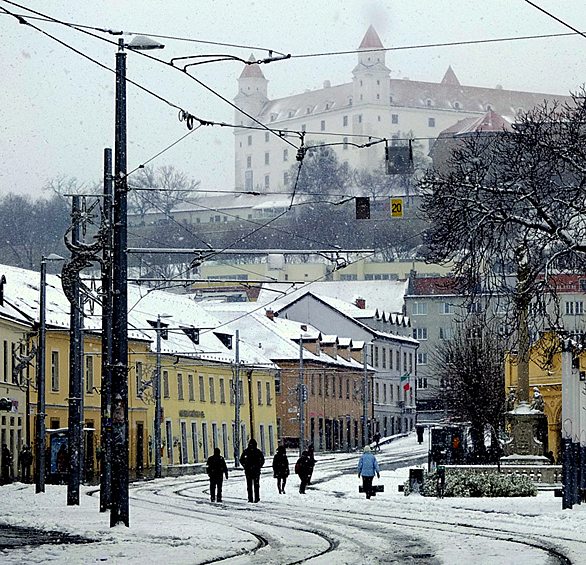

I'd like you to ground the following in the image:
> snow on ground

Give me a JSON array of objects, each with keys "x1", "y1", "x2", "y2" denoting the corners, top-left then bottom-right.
[{"x1": 1, "y1": 433, "x2": 585, "y2": 564}]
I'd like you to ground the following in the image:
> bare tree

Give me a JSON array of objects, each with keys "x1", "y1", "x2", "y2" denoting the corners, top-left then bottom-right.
[
  {"x1": 419, "y1": 91, "x2": 586, "y2": 336},
  {"x1": 433, "y1": 315, "x2": 506, "y2": 461},
  {"x1": 129, "y1": 165, "x2": 201, "y2": 222}
]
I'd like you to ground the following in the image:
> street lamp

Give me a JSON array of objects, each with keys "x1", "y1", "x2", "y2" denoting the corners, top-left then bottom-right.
[
  {"x1": 110, "y1": 34, "x2": 164, "y2": 527},
  {"x1": 35, "y1": 253, "x2": 64, "y2": 494}
]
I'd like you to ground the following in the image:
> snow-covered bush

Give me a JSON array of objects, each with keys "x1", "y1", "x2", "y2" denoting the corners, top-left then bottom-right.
[{"x1": 404, "y1": 469, "x2": 537, "y2": 497}]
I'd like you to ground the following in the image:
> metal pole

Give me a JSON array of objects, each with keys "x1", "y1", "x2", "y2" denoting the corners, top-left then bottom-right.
[
  {"x1": 363, "y1": 352, "x2": 368, "y2": 448},
  {"x1": 111, "y1": 38, "x2": 129, "y2": 527},
  {"x1": 562, "y1": 339, "x2": 573, "y2": 509},
  {"x1": 100, "y1": 147, "x2": 113, "y2": 512},
  {"x1": 67, "y1": 196, "x2": 83, "y2": 506},
  {"x1": 299, "y1": 336, "x2": 304, "y2": 457},
  {"x1": 233, "y1": 330, "x2": 240, "y2": 467},
  {"x1": 35, "y1": 259, "x2": 47, "y2": 494},
  {"x1": 154, "y1": 316, "x2": 162, "y2": 479}
]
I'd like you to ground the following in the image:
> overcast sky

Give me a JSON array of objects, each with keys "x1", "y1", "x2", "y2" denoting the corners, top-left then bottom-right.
[{"x1": 2, "y1": 0, "x2": 586, "y2": 198}]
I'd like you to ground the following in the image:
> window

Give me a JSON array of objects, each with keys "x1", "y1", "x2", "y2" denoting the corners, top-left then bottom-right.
[
  {"x1": 177, "y1": 373, "x2": 184, "y2": 400},
  {"x1": 392, "y1": 114, "x2": 398, "y2": 124},
  {"x1": 382, "y1": 348, "x2": 386, "y2": 369},
  {"x1": 321, "y1": 120, "x2": 326, "y2": 131},
  {"x1": 247, "y1": 135, "x2": 252, "y2": 146},
  {"x1": 389, "y1": 349, "x2": 393, "y2": 370},
  {"x1": 325, "y1": 376, "x2": 329, "y2": 397},
  {"x1": 246, "y1": 155, "x2": 252, "y2": 168},
  {"x1": 275, "y1": 371, "x2": 281, "y2": 394},
  {"x1": 163, "y1": 371, "x2": 170, "y2": 398},
  {"x1": 301, "y1": 124, "x2": 306, "y2": 131},
  {"x1": 266, "y1": 381, "x2": 272, "y2": 405},
  {"x1": 136, "y1": 362, "x2": 143, "y2": 397},
  {"x1": 346, "y1": 378, "x2": 350, "y2": 399},
  {"x1": 566, "y1": 301, "x2": 584, "y2": 315},
  {"x1": 414, "y1": 328, "x2": 428, "y2": 340},
  {"x1": 468, "y1": 302, "x2": 482, "y2": 313},
  {"x1": 374, "y1": 346, "x2": 379, "y2": 367},
  {"x1": 428, "y1": 117, "x2": 436, "y2": 128},
  {"x1": 440, "y1": 327, "x2": 454, "y2": 340},
  {"x1": 188, "y1": 374, "x2": 195, "y2": 401},
  {"x1": 339, "y1": 376, "x2": 343, "y2": 398},
  {"x1": 283, "y1": 149, "x2": 289, "y2": 162},
  {"x1": 265, "y1": 152, "x2": 270, "y2": 165},
  {"x1": 219, "y1": 378, "x2": 226, "y2": 404},
  {"x1": 319, "y1": 374, "x2": 323, "y2": 396},
  {"x1": 209, "y1": 377, "x2": 216, "y2": 403},
  {"x1": 283, "y1": 171, "x2": 289, "y2": 185},
  {"x1": 85, "y1": 355, "x2": 94, "y2": 394},
  {"x1": 375, "y1": 383, "x2": 380, "y2": 404},
  {"x1": 311, "y1": 374, "x2": 315, "y2": 395},
  {"x1": 383, "y1": 383, "x2": 387, "y2": 403},
  {"x1": 265, "y1": 132, "x2": 270, "y2": 142},
  {"x1": 343, "y1": 137, "x2": 349, "y2": 150},
  {"x1": 413, "y1": 302, "x2": 427, "y2": 315},
  {"x1": 332, "y1": 376, "x2": 336, "y2": 397},
  {"x1": 454, "y1": 101, "x2": 460, "y2": 109},
  {"x1": 409, "y1": 353, "x2": 413, "y2": 373},
  {"x1": 440, "y1": 302, "x2": 454, "y2": 314},
  {"x1": 51, "y1": 351, "x2": 59, "y2": 391},
  {"x1": 244, "y1": 170, "x2": 253, "y2": 190},
  {"x1": 348, "y1": 98, "x2": 353, "y2": 106},
  {"x1": 396, "y1": 350, "x2": 400, "y2": 371},
  {"x1": 265, "y1": 175, "x2": 270, "y2": 190},
  {"x1": 417, "y1": 352, "x2": 428, "y2": 365},
  {"x1": 358, "y1": 114, "x2": 363, "y2": 123},
  {"x1": 257, "y1": 380, "x2": 263, "y2": 405},
  {"x1": 199, "y1": 375, "x2": 206, "y2": 401},
  {"x1": 343, "y1": 115, "x2": 348, "y2": 126}
]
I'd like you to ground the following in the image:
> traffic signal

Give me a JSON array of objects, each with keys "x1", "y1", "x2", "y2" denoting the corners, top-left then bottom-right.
[{"x1": 0, "y1": 398, "x2": 12, "y2": 411}]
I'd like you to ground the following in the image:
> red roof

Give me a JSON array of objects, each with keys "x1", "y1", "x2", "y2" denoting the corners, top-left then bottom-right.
[
  {"x1": 358, "y1": 25, "x2": 384, "y2": 50},
  {"x1": 239, "y1": 54, "x2": 266, "y2": 79},
  {"x1": 410, "y1": 277, "x2": 464, "y2": 296},
  {"x1": 441, "y1": 66, "x2": 460, "y2": 87},
  {"x1": 439, "y1": 110, "x2": 512, "y2": 136}
]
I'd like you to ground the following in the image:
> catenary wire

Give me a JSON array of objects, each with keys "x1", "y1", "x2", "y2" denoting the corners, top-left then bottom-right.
[{"x1": 522, "y1": 0, "x2": 586, "y2": 41}]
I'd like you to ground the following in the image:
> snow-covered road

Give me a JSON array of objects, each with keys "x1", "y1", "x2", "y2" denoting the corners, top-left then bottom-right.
[{"x1": 1, "y1": 434, "x2": 586, "y2": 564}]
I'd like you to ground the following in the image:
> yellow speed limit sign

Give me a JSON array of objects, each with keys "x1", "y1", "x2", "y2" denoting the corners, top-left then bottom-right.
[{"x1": 391, "y1": 198, "x2": 403, "y2": 218}]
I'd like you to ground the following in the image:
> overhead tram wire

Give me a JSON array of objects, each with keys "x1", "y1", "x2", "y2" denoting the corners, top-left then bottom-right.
[{"x1": 522, "y1": 0, "x2": 586, "y2": 41}]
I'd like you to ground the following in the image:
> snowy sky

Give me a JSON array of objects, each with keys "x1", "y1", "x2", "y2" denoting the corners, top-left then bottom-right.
[
  {"x1": 1, "y1": 432, "x2": 586, "y2": 564},
  {"x1": 2, "y1": 0, "x2": 586, "y2": 198}
]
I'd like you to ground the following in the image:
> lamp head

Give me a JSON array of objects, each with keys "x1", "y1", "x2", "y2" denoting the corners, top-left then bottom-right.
[{"x1": 126, "y1": 35, "x2": 165, "y2": 51}]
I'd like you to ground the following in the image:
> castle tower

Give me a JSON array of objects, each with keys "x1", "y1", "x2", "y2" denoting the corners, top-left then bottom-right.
[
  {"x1": 352, "y1": 25, "x2": 391, "y2": 107},
  {"x1": 234, "y1": 55, "x2": 268, "y2": 125}
]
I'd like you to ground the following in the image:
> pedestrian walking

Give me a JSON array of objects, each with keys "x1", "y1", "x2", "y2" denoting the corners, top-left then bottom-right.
[
  {"x1": 206, "y1": 447, "x2": 229, "y2": 502},
  {"x1": 19, "y1": 445, "x2": 33, "y2": 483},
  {"x1": 272, "y1": 445, "x2": 289, "y2": 494},
  {"x1": 307, "y1": 444, "x2": 316, "y2": 485},
  {"x1": 239, "y1": 439, "x2": 264, "y2": 502},
  {"x1": 295, "y1": 450, "x2": 312, "y2": 494},
  {"x1": 357, "y1": 445, "x2": 380, "y2": 499},
  {"x1": 373, "y1": 432, "x2": 381, "y2": 452},
  {"x1": 1, "y1": 444, "x2": 12, "y2": 484}
]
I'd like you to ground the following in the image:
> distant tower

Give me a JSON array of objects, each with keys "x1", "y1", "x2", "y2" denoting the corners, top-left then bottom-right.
[
  {"x1": 234, "y1": 54, "x2": 268, "y2": 125},
  {"x1": 352, "y1": 25, "x2": 391, "y2": 107}
]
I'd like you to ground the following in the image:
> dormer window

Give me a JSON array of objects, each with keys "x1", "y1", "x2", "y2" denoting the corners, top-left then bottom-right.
[
  {"x1": 270, "y1": 113, "x2": 277, "y2": 122},
  {"x1": 426, "y1": 99, "x2": 433, "y2": 107},
  {"x1": 288, "y1": 110, "x2": 294, "y2": 118},
  {"x1": 486, "y1": 104, "x2": 492, "y2": 111},
  {"x1": 306, "y1": 106, "x2": 313, "y2": 114},
  {"x1": 348, "y1": 97, "x2": 353, "y2": 106},
  {"x1": 453, "y1": 101, "x2": 461, "y2": 109}
]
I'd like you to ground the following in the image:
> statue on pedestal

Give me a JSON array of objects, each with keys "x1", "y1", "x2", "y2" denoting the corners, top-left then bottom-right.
[
  {"x1": 505, "y1": 387, "x2": 517, "y2": 412},
  {"x1": 530, "y1": 387, "x2": 545, "y2": 412}
]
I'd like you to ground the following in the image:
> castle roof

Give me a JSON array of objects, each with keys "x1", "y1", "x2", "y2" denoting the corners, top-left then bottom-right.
[
  {"x1": 238, "y1": 54, "x2": 266, "y2": 79},
  {"x1": 358, "y1": 25, "x2": 384, "y2": 50},
  {"x1": 441, "y1": 65, "x2": 460, "y2": 87},
  {"x1": 439, "y1": 110, "x2": 512, "y2": 136}
]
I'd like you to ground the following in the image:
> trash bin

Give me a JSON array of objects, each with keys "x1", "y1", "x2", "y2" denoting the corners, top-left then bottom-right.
[{"x1": 409, "y1": 468, "x2": 424, "y2": 493}]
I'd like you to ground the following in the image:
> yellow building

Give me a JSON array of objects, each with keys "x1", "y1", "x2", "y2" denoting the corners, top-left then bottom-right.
[{"x1": 505, "y1": 334, "x2": 563, "y2": 461}]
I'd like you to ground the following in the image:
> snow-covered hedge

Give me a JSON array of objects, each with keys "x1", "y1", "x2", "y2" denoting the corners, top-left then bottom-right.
[{"x1": 404, "y1": 469, "x2": 537, "y2": 498}]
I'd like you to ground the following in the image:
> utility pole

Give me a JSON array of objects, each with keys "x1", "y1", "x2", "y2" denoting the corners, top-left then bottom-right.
[
  {"x1": 363, "y1": 351, "x2": 368, "y2": 448},
  {"x1": 111, "y1": 38, "x2": 129, "y2": 527},
  {"x1": 35, "y1": 260, "x2": 48, "y2": 494},
  {"x1": 67, "y1": 196, "x2": 83, "y2": 506},
  {"x1": 299, "y1": 336, "x2": 305, "y2": 457},
  {"x1": 233, "y1": 330, "x2": 240, "y2": 467},
  {"x1": 154, "y1": 315, "x2": 165, "y2": 479},
  {"x1": 100, "y1": 147, "x2": 113, "y2": 512}
]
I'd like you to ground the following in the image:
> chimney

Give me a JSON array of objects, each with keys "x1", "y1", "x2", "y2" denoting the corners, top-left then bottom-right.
[
  {"x1": 266, "y1": 309, "x2": 275, "y2": 320},
  {"x1": 355, "y1": 298, "x2": 366, "y2": 309},
  {"x1": 301, "y1": 324, "x2": 308, "y2": 331},
  {"x1": 324, "y1": 80, "x2": 331, "y2": 88}
]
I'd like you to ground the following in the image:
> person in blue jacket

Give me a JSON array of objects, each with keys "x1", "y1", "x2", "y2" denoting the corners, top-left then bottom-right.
[{"x1": 357, "y1": 445, "x2": 380, "y2": 499}]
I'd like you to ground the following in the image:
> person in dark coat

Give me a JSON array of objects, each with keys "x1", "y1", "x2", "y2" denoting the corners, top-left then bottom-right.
[
  {"x1": 272, "y1": 445, "x2": 289, "y2": 494},
  {"x1": 206, "y1": 447, "x2": 229, "y2": 502},
  {"x1": 239, "y1": 439, "x2": 265, "y2": 502},
  {"x1": 19, "y1": 445, "x2": 33, "y2": 483},
  {"x1": 1, "y1": 444, "x2": 12, "y2": 484},
  {"x1": 307, "y1": 444, "x2": 316, "y2": 485},
  {"x1": 295, "y1": 450, "x2": 313, "y2": 494}
]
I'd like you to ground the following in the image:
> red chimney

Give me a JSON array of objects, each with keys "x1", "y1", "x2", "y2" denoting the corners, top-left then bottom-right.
[
  {"x1": 301, "y1": 324, "x2": 308, "y2": 331},
  {"x1": 266, "y1": 310, "x2": 275, "y2": 320},
  {"x1": 355, "y1": 298, "x2": 366, "y2": 309}
]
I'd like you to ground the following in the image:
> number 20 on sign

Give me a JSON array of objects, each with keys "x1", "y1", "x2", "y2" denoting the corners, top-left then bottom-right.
[{"x1": 391, "y1": 198, "x2": 403, "y2": 218}]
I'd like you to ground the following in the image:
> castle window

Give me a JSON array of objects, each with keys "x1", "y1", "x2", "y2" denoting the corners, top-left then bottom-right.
[
  {"x1": 343, "y1": 115, "x2": 348, "y2": 126},
  {"x1": 343, "y1": 137, "x2": 348, "y2": 150},
  {"x1": 246, "y1": 156, "x2": 252, "y2": 168},
  {"x1": 247, "y1": 135, "x2": 252, "y2": 146},
  {"x1": 265, "y1": 132, "x2": 269, "y2": 142},
  {"x1": 428, "y1": 117, "x2": 436, "y2": 128},
  {"x1": 392, "y1": 114, "x2": 398, "y2": 124},
  {"x1": 320, "y1": 120, "x2": 325, "y2": 131}
]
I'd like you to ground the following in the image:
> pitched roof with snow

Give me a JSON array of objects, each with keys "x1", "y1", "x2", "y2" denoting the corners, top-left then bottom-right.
[{"x1": 358, "y1": 25, "x2": 384, "y2": 50}]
